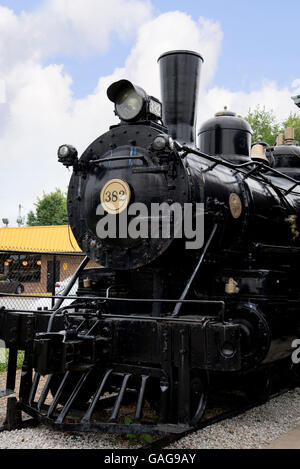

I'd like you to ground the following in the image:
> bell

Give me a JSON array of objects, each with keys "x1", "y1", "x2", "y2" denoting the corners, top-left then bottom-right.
[{"x1": 250, "y1": 135, "x2": 270, "y2": 164}]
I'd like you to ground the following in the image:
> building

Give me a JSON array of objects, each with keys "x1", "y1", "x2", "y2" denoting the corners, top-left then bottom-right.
[{"x1": 0, "y1": 225, "x2": 88, "y2": 294}]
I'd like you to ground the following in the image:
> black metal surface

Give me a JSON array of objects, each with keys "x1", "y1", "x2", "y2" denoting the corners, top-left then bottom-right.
[
  {"x1": 81, "y1": 369, "x2": 112, "y2": 424},
  {"x1": 108, "y1": 373, "x2": 131, "y2": 423},
  {"x1": 198, "y1": 110, "x2": 252, "y2": 162},
  {"x1": 172, "y1": 223, "x2": 218, "y2": 316},
  {"x1": 67, "y1": 124, "x2": 188, "y2": 270},
  {"x1": 55, "y1": 370, "x2": 92, "y2": 424},
  {"x1": 271, "y1": 144, "x2": 300, "y2": 169},
  {"x1": 53, "y1": 256, "x2": 90, "y2": 311},
  {"x1": 134, "y1": 374, "x2": 148, "y2": 421},
  {"x1": 6, "y1": 347, "x2": 17, "y2": 392},
  {"x1": 1, "y1": 292, "x2": 226, "y2": 306},
  {"x1": 158, "y1": 50, "x2": 203, "y2": 144}
]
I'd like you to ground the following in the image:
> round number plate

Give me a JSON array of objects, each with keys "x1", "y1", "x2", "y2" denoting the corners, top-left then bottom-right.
[
  {"x1": 229, "y1": 193, "x2": 243, "y2": 219},
  {"x1": 100, "y1": 178, "x2": 131, "y2": 214}
]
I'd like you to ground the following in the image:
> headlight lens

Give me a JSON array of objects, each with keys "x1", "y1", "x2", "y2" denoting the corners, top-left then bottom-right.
[
  {"x1": 58, "y1": 145, "x2": 70, "y2": 158},
  {"x1": 115, "y1": 88, "x2": 144, "y2": 121},
  {"x1": 152, "y1": 135, "x2": 167, "y2": 151},
  {"x1": 57, "y1": 144, "x2": 78, "y2": 168}
]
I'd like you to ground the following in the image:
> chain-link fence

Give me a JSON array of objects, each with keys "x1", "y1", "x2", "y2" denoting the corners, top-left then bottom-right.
[
  {"x1": 0, "y1": 251, "x2": 86, "y2": 311},
  {"x1": 0, "y1": 346, "x2": 24, "y2": 373}
]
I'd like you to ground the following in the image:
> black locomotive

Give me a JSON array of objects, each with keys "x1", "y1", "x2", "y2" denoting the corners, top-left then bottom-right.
[{"x1": 1, "y1": 50, "x2": 300, "y2": 434}]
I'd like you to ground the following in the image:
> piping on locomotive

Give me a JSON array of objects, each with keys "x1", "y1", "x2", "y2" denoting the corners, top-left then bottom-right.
[{"x1": 1, "y1": 50, "x2": 300, "y2": 433}]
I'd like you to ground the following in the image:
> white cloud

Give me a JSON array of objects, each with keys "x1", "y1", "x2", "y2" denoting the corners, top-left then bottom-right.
[
  {"x1": 0, "y1": 1, "x2": 152, "y2": 72},
  {"x1": 0, "y1": 78, "x2": 5, "y2": 103},
  {"x1": 291, "y1": 79, "x2": 300, "y2": 93},
  {"x1": 198, "y1": 81, "x2": 300, "y2": 127},
  {"x1": 123, "y1": 12, "x2": 223, "y2": 97},
  {"x1": 48, "y1": 0, "x2": 153, "y2": 50},
  {"x1": 0, "y1": 0, "x2": 151, "y2": 224}
]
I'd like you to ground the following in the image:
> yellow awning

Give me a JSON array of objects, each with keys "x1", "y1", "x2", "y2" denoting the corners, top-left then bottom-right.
[{"x1": 0, "y1": 225, "x2": 82, "y2": 253}]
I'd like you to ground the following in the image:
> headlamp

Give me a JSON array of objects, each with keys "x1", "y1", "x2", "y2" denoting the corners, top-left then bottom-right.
[
  {"x1": 152, "y1": 134, "x2": 174, "y2": 152},
  {"x1": 116, "y1": 86, "x2": 144, "y2": 121},
  {"x1": 107, "y1": 80, "x2": 162, "y2": 122},
  {"x1": 152, "y1": 135, "x2": 168, "y2": 151},
  {"x1": 58, "y1": 144, "x2": 78, "y2": 167},
  {"x1": 58, "y1": 145, "x2": 70, "y2": 158}
]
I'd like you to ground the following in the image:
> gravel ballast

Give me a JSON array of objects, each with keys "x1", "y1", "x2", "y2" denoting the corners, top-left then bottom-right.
[
  {"x1": 168, "y1": 388, "x2": 300, "y2": 450},
  {"x1": 0, "y1": 370, "x2": 299, "y2": 449}
]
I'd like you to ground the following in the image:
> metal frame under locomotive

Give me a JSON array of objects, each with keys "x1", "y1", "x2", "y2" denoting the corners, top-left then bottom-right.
[{"x1": 0, "y1": 263, "x2": 239, "y2": 433}]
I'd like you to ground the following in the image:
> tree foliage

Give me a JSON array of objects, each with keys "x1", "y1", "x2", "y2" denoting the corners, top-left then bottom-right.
[
  {"x1": 243, "y1": 106, "x2": 300, "y2": 146},
  {"x1": 27, "y1": 189, "x2": 68, "y2": 226},
  {"x1": 243, "y1": 106, "x2": 280, "y2": 146}
]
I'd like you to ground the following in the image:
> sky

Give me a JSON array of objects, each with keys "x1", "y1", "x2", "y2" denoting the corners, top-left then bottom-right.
[{"x1": 1, "y1": 0, "x2": 300, "y2": 225}]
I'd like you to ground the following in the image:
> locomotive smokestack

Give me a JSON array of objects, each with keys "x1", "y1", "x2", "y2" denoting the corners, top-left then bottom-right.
[{"x1": 158, "y1": 50, "x2": 203, "y2": 145}]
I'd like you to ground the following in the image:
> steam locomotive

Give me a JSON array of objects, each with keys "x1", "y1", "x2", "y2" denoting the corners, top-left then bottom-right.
[{"x1": 1, "y1": 50, "x2": 300, "y2": 434}]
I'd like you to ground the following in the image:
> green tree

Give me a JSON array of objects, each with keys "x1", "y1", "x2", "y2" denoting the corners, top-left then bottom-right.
[
  {"x1": 281, "y1": 112, "x2": 300, "y2": 144},
  {"x1": 243, "y1": 106, "x2": 280, "y2": 146},
  {"x1": 27, "y1": 189, "x2": 68, "y2": 226}
]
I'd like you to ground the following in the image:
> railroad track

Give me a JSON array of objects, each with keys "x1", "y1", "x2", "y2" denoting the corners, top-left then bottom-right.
[{"x1": 140, "y1": 386, "x2": 296, "y2": 450}]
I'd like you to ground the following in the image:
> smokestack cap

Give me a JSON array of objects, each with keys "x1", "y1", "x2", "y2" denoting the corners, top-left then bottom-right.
[{"x1": 158, "y1": 50, "x2": 204, "y2": 62}]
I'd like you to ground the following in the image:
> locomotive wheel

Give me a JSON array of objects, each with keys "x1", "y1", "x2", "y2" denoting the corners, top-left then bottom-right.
[
  {"x1": 145, "y1": 372, "x2": 209, "y2": 425},
  {"x1": 189, "y1": 370, "x2": 209, "y2": 425}
]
